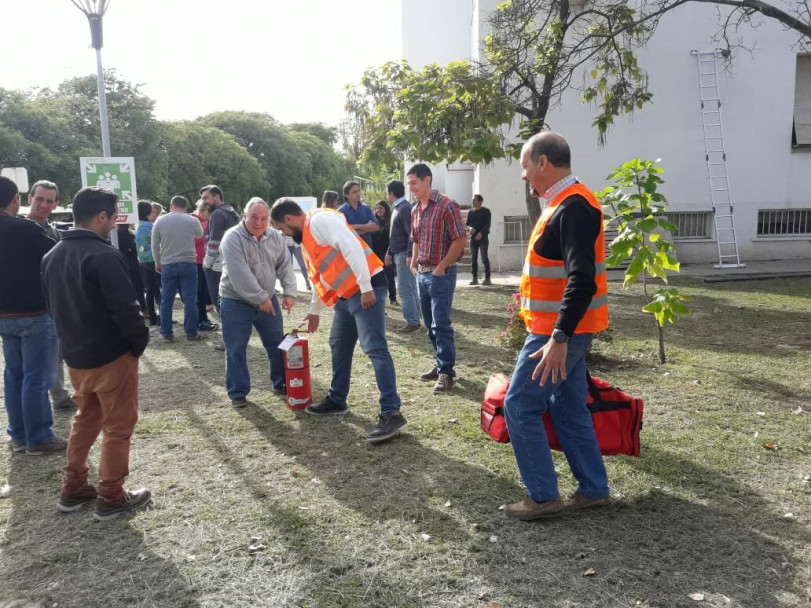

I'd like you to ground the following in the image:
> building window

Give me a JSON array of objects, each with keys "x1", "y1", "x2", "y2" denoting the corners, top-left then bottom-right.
[
  {"x1": 667, "y1": 211, "x2": 712, "y2": 239},
  {"x1": 793, "y1": 55, "x2": 811, "y2": 147},
  {"x1": 757, "y1": 209, "x2": 811, "y2": 236},
  {"x1": 503, "y1": 216, "x2": 531, "y2": 244}
]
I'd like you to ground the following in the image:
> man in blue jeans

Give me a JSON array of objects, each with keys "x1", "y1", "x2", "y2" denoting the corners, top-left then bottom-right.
[
  {"x1": 270, "y1": 198, "x2": 407, "y2": 444},
  {"x1": 406, "y1": 164, "x2": 467, "y2": 395},
  {"x1": 503, "y1": 131, "x2": 611, "y2": 521},
  {"x1": 385, "y1": 179, "x2": 421, "y2": 334},
  {"x1": 219, "y1": 198, "x2": 297, "y2": 407},
  {"x1": 152, "y1": 196, "x2": 204, "y2": 342},
  {"x1": 0, "y1": 176, "x2": 65, "y2": 455}
]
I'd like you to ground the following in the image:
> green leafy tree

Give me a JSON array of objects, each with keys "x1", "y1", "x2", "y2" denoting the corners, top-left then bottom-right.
[
  {"x1": 288, "y1": 122, "x2": 338, "y2": 147},
  {"x1": 597, "y1": 159, "x2": 690, "y2": 364},
  {"x1": 35, "y1": 71, "x2": 166, "y2": 200},
  {"x1": 200, "y1": 111, "x2": 351, "y2": 200},
  {"x1": 345, "y1": 61, "x2": 514, "y2": 177},
  {"x1": 159, "y1": 121, "x2": 270, "y2": 209}
]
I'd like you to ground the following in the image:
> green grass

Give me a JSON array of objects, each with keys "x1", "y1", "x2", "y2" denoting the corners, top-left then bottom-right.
[{"x1": 1, "y1": 277, "x2": 809, "y2": 607}]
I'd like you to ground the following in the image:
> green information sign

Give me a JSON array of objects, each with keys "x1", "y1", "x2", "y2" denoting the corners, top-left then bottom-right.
[{"x1": 80, "y1": 157, "x2": 138, "y2": 224}]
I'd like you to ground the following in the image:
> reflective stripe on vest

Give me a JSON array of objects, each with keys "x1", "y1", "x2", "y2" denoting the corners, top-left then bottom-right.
[
  {"x1": 301, "y1": 209, "x2": 383, "y2": 307},
  {"x1": 519, "y1": 183, "x2": 609, "y2": 335}
]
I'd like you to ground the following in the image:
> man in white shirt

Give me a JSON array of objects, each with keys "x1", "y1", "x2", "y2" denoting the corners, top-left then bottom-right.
[{"x1": 270, "y1": 198, "x2": 406, "y2": 444}]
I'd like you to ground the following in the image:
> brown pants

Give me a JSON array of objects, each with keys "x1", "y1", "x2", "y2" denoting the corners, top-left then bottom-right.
[{"x1": 63, "y1": 353, "x2": 140, "y2": 501}]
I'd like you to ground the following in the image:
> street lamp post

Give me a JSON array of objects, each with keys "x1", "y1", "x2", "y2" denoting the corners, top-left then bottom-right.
[{"x1": 71, "y1": 0, "x2": 112, "y2": 157}]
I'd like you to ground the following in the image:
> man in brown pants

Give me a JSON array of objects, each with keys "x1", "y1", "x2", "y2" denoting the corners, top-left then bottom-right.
[{"x1": 42, "y1": 187, "x2": 151, "y2": 521}]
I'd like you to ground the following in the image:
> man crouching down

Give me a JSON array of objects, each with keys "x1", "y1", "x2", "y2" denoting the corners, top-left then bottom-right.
[{"x1": 270, "y1": 198, "x2": 407, "y2": 444}]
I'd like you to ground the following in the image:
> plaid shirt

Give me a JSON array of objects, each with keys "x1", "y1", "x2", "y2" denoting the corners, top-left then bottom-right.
[
  {"x1": 410, "y1": 190, "x2": 466, "y2": 266},
  {"x1": 542, "y1": 174, "x2": 579, "y2": 200}
]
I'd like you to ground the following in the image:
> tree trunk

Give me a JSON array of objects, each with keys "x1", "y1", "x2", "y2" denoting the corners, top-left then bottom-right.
[{"x1": 657, "y1": 320, "x2": 666, "y2": 364}]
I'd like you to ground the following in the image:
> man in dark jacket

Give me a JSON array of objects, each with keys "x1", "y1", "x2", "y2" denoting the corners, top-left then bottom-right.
[
  {"x1": 0, "y1": 176, "x2": 65, "y2": 455},
  {"x1": 201, "y1": 185, "x2": 239, "y2": 351},
  {"x1": 26, "y1": 179, "x2": 79, "y2": 411},
  {"x1": 42, "y1": 187, "x2": 151, "y2": 521}
]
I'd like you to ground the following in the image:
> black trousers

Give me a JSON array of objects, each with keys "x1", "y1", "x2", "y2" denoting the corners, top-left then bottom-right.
[
  {"x1": 139, "y1": 262, "x2": 161, "y2": 320},
  {"x1": 470, "y1": 236, "x2": 490, "y2": 279}
]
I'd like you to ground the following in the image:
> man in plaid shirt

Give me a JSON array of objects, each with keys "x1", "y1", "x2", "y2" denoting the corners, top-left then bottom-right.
[{"x1": 407, "y1": 163, "x2": 467, "y2": 394}]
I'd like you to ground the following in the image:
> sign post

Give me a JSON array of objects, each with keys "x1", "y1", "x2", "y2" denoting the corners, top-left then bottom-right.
[{"x1": 80, "y1": 157, "x2": 137, "y2": 224}]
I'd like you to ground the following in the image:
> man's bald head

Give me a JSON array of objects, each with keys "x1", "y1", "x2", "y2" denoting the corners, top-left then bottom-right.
[{"x1": 523, "y1": 132, "x2": 571, "y2": 168}]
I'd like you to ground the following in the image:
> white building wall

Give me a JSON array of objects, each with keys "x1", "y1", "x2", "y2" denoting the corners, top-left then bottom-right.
[{"x1": 401, "y1": 0, "x2": 811, "y2": 267}]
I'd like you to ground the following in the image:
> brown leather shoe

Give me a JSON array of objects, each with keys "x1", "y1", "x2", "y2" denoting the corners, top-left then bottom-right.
[
  {"x1": 432, "y1": 373, "x2": 454, "y2": 394},
  {"x1": 93, "y1": 488, "x2": 152, "y2": 521},
  {"x1": 420, "y1": 366, "x2": 439, "y2": 381},
  {"x1": 563, "y1": 492, "x2": 612, "y2": 512},
  {"x1": 57, "y1": 484, "x2": 98, "y2": 512},
  {"x1": 396, "y1": 324, "x2": 421, "y2": 334},
  {"x1": 505, "y1": 496, "x2": 564, "y2": 520}
]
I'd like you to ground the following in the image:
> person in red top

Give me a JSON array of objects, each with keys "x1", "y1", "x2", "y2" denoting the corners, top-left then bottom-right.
[
  {"x1": 192, "y1": 199, "x2": 217, "y2": 332},
  {"x1": 406, "y1": 163, "x2": 467, "y2": 394}
]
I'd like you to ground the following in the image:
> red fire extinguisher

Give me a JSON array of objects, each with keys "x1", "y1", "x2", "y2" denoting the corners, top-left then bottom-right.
[{"x1": 282, "y1": 331, "x2": 312, "y2": 410}]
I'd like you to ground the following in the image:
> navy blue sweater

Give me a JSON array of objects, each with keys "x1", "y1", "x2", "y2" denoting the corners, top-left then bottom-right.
[
  {"x1": 41, "y1": 229, "x2": 149, "y2": 369},
  {"x1": 0, "y1": 213, "x2": 55, "y2": 316}
]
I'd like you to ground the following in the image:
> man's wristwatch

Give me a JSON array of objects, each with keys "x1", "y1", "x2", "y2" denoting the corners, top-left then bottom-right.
[{"x1": 551, "y1": 329, "x2": 569, "y2": 344}]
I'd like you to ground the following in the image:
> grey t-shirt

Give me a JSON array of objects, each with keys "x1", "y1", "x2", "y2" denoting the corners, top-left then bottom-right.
[{"x1": 152, "y1": 212, "x2": 203, "y2": 266}]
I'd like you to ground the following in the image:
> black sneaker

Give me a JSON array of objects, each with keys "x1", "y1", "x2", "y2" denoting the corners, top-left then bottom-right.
[
  {"x1": 198, "y1": 321, "x2": 219, "y2": 332},
  {"x1": 186, "y1": 333, "x2": 204, "y2": 341},
  {"x1": 57, "y1": 484, "x2": 97, "y2": 513},
  {"x1": 93, "y1": 488, "x2": 152, "y2": 521},
  {"x1": 53, "y1": 396, "x2": 78, "y2": 410},
  {"x1": 367, "y1": 411, "x2": 408, "y2": 443},
  {"x1": 231, "y1": 398, "x2": 248, "y2": 408},
  {"x1": 161, "y1": 335, "x2": 174, "y2": 343},
  {"x1": 305, "y1": 396, "x2": 348, "y2": 416}
]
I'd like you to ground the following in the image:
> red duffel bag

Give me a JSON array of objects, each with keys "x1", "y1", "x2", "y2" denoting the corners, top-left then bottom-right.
[{"x1": 480, "y1": 372, "x2": 643, "y2": 456}]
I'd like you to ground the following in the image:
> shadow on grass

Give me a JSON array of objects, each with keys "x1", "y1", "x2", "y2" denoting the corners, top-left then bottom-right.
[
  {"x1": 226, "y1": 402, "x2": 807, "y2": 606},
  {"x1": 608, "y1": 289, "x2": 811, "y2": 357},
  {"x1": 2, "y1": 454, "x2": 200, "y2": 608}
]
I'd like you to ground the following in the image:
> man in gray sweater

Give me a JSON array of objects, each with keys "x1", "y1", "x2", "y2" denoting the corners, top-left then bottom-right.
[
  {"x1": 219, "y1": 198, "x2": 297, "y2": 407},
  {"x1": 152, "y1": 196, "x2": 204, "y2": 341}
]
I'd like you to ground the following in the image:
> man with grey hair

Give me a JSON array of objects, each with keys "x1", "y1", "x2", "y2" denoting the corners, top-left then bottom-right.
[
  {"x1": 502, "y1": 131, "x2": 611, "y2": 521},
  {"x1": 152, "y1": 195, "x2": 204, "y2": 342},
  {"x1": 219, "y1": 198, "x2": 297, "y2": 407},
  {"x1": 26, "y1": 180, "x2": 77, "y2": 410}
]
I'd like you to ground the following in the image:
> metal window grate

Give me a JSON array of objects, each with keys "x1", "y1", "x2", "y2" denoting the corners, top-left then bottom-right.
[
  {"x1": 667, "y1": 211, "x2": 712, "y2": 239},
  {"x1": 757, "y1": 209, "x2": 811, "y2": 236},
  {"x1": 503, "y1": 216, "x2": 531, "y2": 244}
]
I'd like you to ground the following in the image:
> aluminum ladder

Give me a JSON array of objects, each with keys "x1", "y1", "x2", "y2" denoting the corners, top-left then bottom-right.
[{"x1": 691, "y1": 49, "x2": 745, "y2": 269}]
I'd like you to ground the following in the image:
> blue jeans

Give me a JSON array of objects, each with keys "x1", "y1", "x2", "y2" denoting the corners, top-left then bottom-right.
[
  {"x1": 328, "y1": 285, "x2": 401, "y2": 413},
  {"x1": 417, "y1": 266, "x2": 457, "y2": 375},
  {"x1": 221, "y1": 296, "x2": 285, "y2": 399},
  {"x1": 504, "y1": 332, "x2": 609, "y2": 502},
  {"x1": 0, "y1": 314, "x2": 58, "y2": 447},
  {"x1": 160, "y1": 262, "x2": 199, "y2": 337},
  {"x1": 394, "y1": 252, "x2": 420, "y2": 326}
]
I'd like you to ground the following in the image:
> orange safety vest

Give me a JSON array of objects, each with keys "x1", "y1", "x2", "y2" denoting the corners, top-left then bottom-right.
[
  {"x1": 301, "y1": 209, "x2": 383, "y2": 307},
  {"x1": 519, "y1": 182, "x2": 609, "y2": 335}
]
